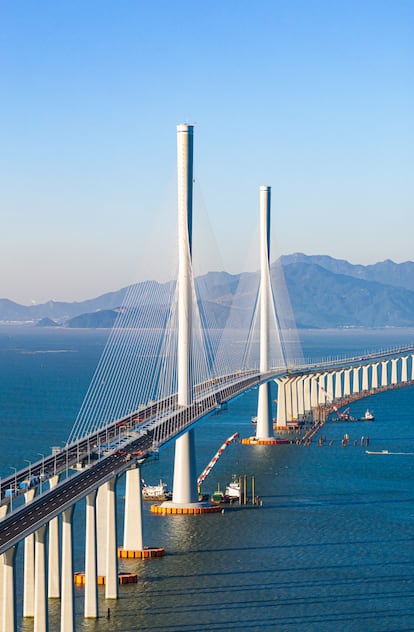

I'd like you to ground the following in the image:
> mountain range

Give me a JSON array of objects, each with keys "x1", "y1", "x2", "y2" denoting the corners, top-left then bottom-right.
[{"x1": 1, "y1": 254, "x2": 414, "y2": 329}]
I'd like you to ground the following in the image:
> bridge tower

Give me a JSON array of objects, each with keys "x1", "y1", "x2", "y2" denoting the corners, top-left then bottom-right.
[
  {"x1": 162, "y1": 124, "x2": 200, "y2": 509},
  {"x1": 255, "y1": 186, "x2": 274, "y2": 440}
]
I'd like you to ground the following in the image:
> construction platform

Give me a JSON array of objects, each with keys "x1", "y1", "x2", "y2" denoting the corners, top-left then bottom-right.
[
  {"x1": 74, "y1": 572, "x2": 137, "y2": 585},
  {"x1": 150, "y1": 503, "x2": 222, "y2": 515},
  {"x1": 241, "y1": 437, "x2": 290, "y2": 445},
  {"x1": 118, "y1": 546, "x2": 165, "y2": 559}
]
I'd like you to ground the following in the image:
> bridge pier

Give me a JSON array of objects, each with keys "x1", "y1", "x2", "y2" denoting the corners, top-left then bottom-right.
[
  {"x1": 122, "y1": 466, "x2": 143, "y2": 550},
  {"x1": 362, "y1": 365, "x2": 369, "y2": 391},
  {"x1": 290, "y1": 377, "x2": 299, "y2": 421},
  {"x1": 311, "y1": 375, "x2": 318, "y2": 408},
  {"x1": 303, "y1": 375, "x2": 312, "y2": 414},
  {"x1": 120, "y1": 465, "x2": 166, "y2": 554},
  {"x1": 344, "y1": 368, "x2": 351, "y2": 396},
  {"x1": 401, "y1": 356, "x2": 408, "y2": 382},
  {"x1": 297, "y1": 376, "x2": 305, "y2": 417},
  {"x1": 96, "y1": 484, "x2": 107, "y2": 579},
  {"x1": 318, "y1": 374, "x2": 326, "y2": 405},
  {"x1": 326, "y1": 373, "x2": 334, "y2": 403},
  {"x1": 1, "y1": 545, "x2": 17, "y2": 632},
  {"x1": 335, "y1": 370, "x2": 343, "y2": 399},
  {"x1": 34, "y1": 524, "x2": 48, "y2": 632},
  {"x1": 172, "y1": 429, "x2": 199, "y2": 504},
  {"x1": 23, "y1": 487, "x2": 36, "y2": 618},
  {"x1": 372, "y1": 362, "x2": 379, "y2": 389},
  {"x1": 275, "y1": 377, "x2": 287, "y2": 427},
  {"x1": 61, "y1": 506, "x2": 75, "y2": 632},
  {"x1": 105, "y1": 478, "x2": 118, "y2": 600},
  {"x1": 381, "y1": 360, "x2": 389, "y2": 386},
  {"x1": 48, "y1": 474, "x2": 61, "y2": 599},
  {"x1": 353, "y1": 366, "x2": 360, "y2": 393},
  {"x1": 84, "y1": 490, "x2": 98, "y2": 618},
  {"x1": 391, "y1": 358, "x2": 398, "y2": 384}
]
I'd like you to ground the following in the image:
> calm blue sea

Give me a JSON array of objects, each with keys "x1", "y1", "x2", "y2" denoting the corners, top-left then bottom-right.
[{"x1": 1, "y1": 326, "x2": 414, "y2": 632}]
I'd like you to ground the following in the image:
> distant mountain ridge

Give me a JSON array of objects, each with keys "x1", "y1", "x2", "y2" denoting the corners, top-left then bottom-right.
[
  {"x1": 1, "y1": 254, "x2": 414, "y2": 329},
  {"x1": 282, "y1": 254, "x2": 414, "y2": 292}
]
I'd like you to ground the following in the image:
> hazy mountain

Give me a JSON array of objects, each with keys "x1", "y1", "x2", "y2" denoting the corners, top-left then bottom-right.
[
  {"x1": 282, "y1": 262, "x2": 414, "y2": 328},
  {"x1": 282, "y1": 254, "x2": 414, "y2": 292},
  {"x1": 1, "y1": 256, "x2": 414, "y2": 329}
]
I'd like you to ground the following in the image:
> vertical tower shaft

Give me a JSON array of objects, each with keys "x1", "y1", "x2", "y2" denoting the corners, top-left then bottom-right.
[
  {"x1": 259, "y1": 185, "x2": 271, "y2": 373},
  {"x1": 256, "y1": 186, "x2": 274, "y2": 439},
  {"x1": 177, "y1": 124, "x2": 194, "y2": 407},
  {"x1": 171, "y1": 124, "x2": 198, "y2": 505}
]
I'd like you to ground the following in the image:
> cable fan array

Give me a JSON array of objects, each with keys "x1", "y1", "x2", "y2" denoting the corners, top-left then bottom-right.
[{"x1": 67, "y1": 252, "x2": 302, "y2": 445}]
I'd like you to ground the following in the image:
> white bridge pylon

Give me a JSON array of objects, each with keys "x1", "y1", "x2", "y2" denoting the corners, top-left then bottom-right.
[
  {"x1": 256, "y1": 185, "x2": 280, "y2": 440},
  {"x1": 161, "y1": 123, "x2": 205, "y2": 509}
]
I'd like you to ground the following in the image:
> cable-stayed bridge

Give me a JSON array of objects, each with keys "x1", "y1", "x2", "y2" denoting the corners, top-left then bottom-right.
[{"x1": 1, "y1": 125, "x2": 413, "y2": 631}]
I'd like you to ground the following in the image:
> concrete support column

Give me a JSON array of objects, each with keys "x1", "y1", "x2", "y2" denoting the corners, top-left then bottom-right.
[
  {"x1": 326, "y1": 372, "x2": 334, "y2": 403},
  {"x1": 291, "y1": 378, "x2": 299, "y2": 421},
  {"x1": 96, "y1": 485, "x2": 107, "y2": 578},
  {"x1": 334, "y1": 370, "x2": 343, "y2": 399},
  {"x1": 344, "y1": 369, "x2": 351, "y2": 396},
  {"x1": 61, "y1": 506, "x2": 75, "y2": 632},
  {"x1": 275, "y1": 378, "x2": 287, "y2": 427},
  {"x1": 352, "y1": 366, "x2": 360, "y2": 394},
  {"x1": 0, "y1": 555, "x2": 2, "y2": 622},
  {"x1": 401, "y1": 356, "x2": 408, "y2": 383},
  {"x1": 23, "y1": 487, "x2": 36, "y2": 618},
  {"x1": 318, "y1": 374, "x2": 326, "y2": 405},
  {"x1": 381, "y1": 360, "x2": 388, "y2": 387},
  {"x1": 34, "y1": 525, "x2": 48, "y2": 632},
  {"x1": 48, "y1": 474, "x2": 61, "y2": 599},
  {"x1": 256, "y1": 382, "x2": 273, "y2": 438},
  {"x1": 391, "y1": 358, "x2": 398, "y2": 385},
  {"x1": 105, "y1": 478, "x2": 118, "y2": 600},
  {"x1": 84, "y1": 490, "x2": 98, "y2": 618},
  {"x1": 172, "y1": 429, "x2": 198, "y2": 504},
  {"x1": 285, "y1": 378, "x2": 293, "y2": 423},
  {"x1": 297, "y1": 377, "x2": 305, "y2": 417},
  {"x1": 372, "y1": 363, "x2": 379, "y2": 389},
  {"x1": 2, "y1": 546, "x2": 17, "y2": 632},
  {"x1": 124, "y1": 467, "x2": 144, "y2": 551},
  {"x1": 0, "y1": 507, "x2": 8, "y2": 625},
  {"x1": 362, "y1": 365, "x2": 369, "y2": 391},
  {"x1": 303, "y1": 376, "x2": 311, "y2": 413},
  {"x1": 310, "y1": 376, "x2": 318, "y2": 409}
]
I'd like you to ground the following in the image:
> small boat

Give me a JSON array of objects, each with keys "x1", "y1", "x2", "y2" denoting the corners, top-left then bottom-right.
[
  {"x1": 361, "y1": 409, "x2": 374, "y2": 421},
  {"x1": 366, "y1": 450, "x2": 389, "y2": 455},
  {"x1": 211, "y1": 485, "x2": 227, "y2": 503},
  {"x1": 225, "y1": 476, "x2": 240, "y2": 499},
  {"x1": 141, "y1": 479, "x2": 172, "y2": 501}
]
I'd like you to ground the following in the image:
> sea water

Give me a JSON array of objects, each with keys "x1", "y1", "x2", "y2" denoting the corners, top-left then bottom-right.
[{"x1": 1, "y1": 326, "x2": 414, "y2": 632}]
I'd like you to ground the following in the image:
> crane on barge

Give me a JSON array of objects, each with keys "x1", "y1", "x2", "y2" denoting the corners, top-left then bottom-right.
[{"x1": 197, "y1": 432, "x2": 239, "y2": 491}]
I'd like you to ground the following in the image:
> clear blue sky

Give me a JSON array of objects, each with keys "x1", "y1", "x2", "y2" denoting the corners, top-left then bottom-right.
[{"x1": 1, "y1": 0, "x2": 413, "y2": 304}]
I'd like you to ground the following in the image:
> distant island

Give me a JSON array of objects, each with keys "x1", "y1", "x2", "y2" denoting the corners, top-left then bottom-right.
[{"x1": 1, "y1": 254, "x2": 414, "y2": 329}]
